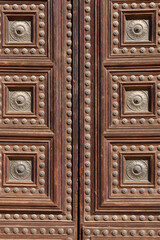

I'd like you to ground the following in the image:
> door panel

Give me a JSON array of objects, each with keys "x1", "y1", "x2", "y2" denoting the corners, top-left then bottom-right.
[
  {"x1": 0, "y1": 0, "x2": 77, "y2": 239},
  {"x1": 80, "y1": 0, "x2": 160, "y2": 239}
]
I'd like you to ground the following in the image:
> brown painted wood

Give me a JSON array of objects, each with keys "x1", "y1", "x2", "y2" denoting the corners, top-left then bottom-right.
[
  {"x1": 80, "y1": 0, "x2": 160, "y2": 239},
  {"x1": 0, "y1": 0, "x2": 78, "y2": 239}
]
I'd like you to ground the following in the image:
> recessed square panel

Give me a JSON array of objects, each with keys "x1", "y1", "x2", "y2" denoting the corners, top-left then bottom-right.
[
  {"x1": 8, "y1": 19, "x2": 32, "y2": 43},
  {"x1": 125, "y1": 89, "x2": 149, "y2": 113},
  {"x1": 109, "y1": 142, "x2": 156, "y2": 199},
  {"x1": 0, "y1": 1, "x2": 49, "y2": 58},
  {"x1": 0, "y1": 140, "x2": 55, "y2": 209},
  {"x1": 108, "y1": 69, "x2": 159, "y2": 129},
  {"x1": 125, "y1": 18, "x2": 150, "y2": 42},
  {"x1": 0, "y1": 70, "x2": 50, "y2": 128},
  {"x1": 9, "y1": 89, "x2": 32, "y2": 113},
  {"x1": 110, "y1": 1, "x2": 158, "y2": 57},
  {"x1": 125, "y1": 158, "x2": 149, "y2": 182},
  {"x1": 9, "y1": 159, "x2": 32, "y2": 182}
]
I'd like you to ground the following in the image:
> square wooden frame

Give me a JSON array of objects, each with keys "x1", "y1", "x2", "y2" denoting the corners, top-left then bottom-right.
[
  {"x1": 3, "y1": 153, "x2": 37, "y2": 186},
  {"x1": 2, "y1": 12, "x2": 37, "y2": 47},
  {"x1": 3, "y1": 83, "x2": 37, "y2": 117},
  {"x1": 120, "y1": 10, "x2": 156, "y2": 47}
]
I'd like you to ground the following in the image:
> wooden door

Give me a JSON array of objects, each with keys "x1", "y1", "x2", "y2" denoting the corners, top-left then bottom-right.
[
  {"x1": 1, "y1": 0, "x2": 160, "y2": 239},
  {"x1": 80, "y1": 0, "x2": 160, "y2": 239},
  {"x1": 0, "y1": 0, "x2": 78, "y2": 239}
]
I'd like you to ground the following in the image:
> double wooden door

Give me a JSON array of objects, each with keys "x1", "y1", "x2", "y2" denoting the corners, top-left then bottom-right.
[{"x1": 0, "y1": 0, "x2": 159, "y2": 239}]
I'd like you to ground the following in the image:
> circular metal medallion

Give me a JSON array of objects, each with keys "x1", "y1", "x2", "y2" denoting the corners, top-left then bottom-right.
[
  {"x1": 126, "y1": 160, "x2": 148, "y2": 181},
  {"x1": 9, "y1": 91, "x2": 31, "y2": 112},
  {"x1": 126, "y1": 20, "x2": 149, "y2": 41},
  {"x1": 10, "y1": 160, "x2": 32, "y2": 181},
  {"x1": 9, "y1": 21, "x2": 31, "y2": 42},
  {"x1": 126, "y1": 90, "x2": 148, "y2": 112}
]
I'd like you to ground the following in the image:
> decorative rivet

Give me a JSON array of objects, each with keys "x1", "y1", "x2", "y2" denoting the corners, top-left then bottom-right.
[
  {"x1": 148, "y1": 118, "x2": 154, "y2": 124},
  {"x1": 5, "y1": 214, "x2": 11, "y2": 219},
  {"x1": 130, "y1": 230, "x2": 136, "y2": 236},
  {"x1": 49, "y1": 228, "x2": 55, "y2": 234},
  {"x1": 139, "y1": 75, "x2": 145, "y2": 81},
  {"x1": 122, "y1": 215, "x2": 128, "y2": 221},
  {"x1": 139, "y1": 188, "x2": 145, "y2": 194},
  {"x1": 113, "y1": 21, "x2": 119, "y2": 27},
  {"x1": 130, "y1": 188, "x2": 136, "y2": 194},
  {"x1": 4, "y1": 228, "x2": 10, "y2": 234},
  {"x1": 22, "y1": 214, "x2": 28, "y2": 220},
  {"x1": 21, "y1": 4, "x2": 27, "y2": 10},
  {"x1": 122, "y1": 3, "x2": 128, "y2": 9},
  {"x1": 149, "y1": 230, "x2": 155, "y2": 236},
  {"x1": 22, "y1": 228, "x2": 28, "y2": 234},
  {"x1": 113, "y1": 30, "x2": 119, "y2": 36},
  {"x1": 30, "y1": 188, "x2": 36, "y2": 193},
  {"x1": 148, "y1": 145, "x2": 154, "y2": 151},
  {"x1": 122, "y1": 118, "x2": 128, "y2": 124},
  {"x1": 13, "y1": 228, "x2": 19, "y2": 234},
  {"x1": 113, "y1": 3, "x2": 119, "y2": 9},
  {"x1": 149, "y1": 47, "x2": 155, "y2": 53},
  {"x1": 48, "y1": 214, "x2": 54, "y2": 220},
  {"x1": 113, "y1": 12, "x2": 119, "y2": 18},
  {"x1": 31, "y1": 228, "x2": 37, "y2": 234},
  {"x1": 121, "y1": 75, "x2": 127, "y2": 81},
  {"x1": 39, "y1": 188, "x2": 45, "y2": 194},
  {"x1": 121, "y1": 145, "x2": 127, "y2": 151},
  {"x1": 13, "y1": 48, "x2": 19, "y2": 54},
  {"x1": 112, "y1": 230, "x2": 118, "y2": 236},
  {"x1": 103, "y1": 215, "x2": 109, "y2": 221},
  {"x1": 130, "y1": 145, "x2": 136, "y2": 151},
  {"x1": 140, "y1": 47, "x2": 146, "y2": 53},
  {"x1": 84, "y1": 229, "x2": 91, "y2": 235},
  {"x1": 112, "y1": 171, "x2": 118, "y2": 177},
  {"x1": 102, "y1": 230, "x2": 109, "y2": 236},
  {"x1": 139, "y1": 230, "x2": 145, "y2": 236},
  {"x1": 112, "y1": 188, "x2": 118, "y2": 194},
  {"x1": 40, "y1": 228, "x2": 46, "y2": 234},
  {"x1": 113, "y1": 102, "x2": 118, "y2": 107},
  {"x1": 4, "y1": 4, "x2": 9, "y2": 10},
  {"x1": 30, "y1": 4, "x2": 36, "y2": 10},
  {"x1": 130, "y1": 118, "x2": 136, "y2": 124},
  {"x1": 30, "y1": 48, "x2": 36, "y2": 54},
  {"x1": 94, "y1": 215, "x2": 100, "y2": 221},
  {"x1": 21, "y1": 118, "x2": 27, "y2": 124},
  {"x1": 93, "y1": 230, "x2": 100, "y2": 235},
  {"x1": 22, "y1": 188, "x2": 28, "y2": 193},
  {"x1": 4, "y1": 48, "x2": 10, "y2": 54},
  {"x1": 121, "y1": 230, "x2": 127, "y2": 236},
  {"x1": 112, "y1": 154, "x2": 118, "y2": 160},
  {"x1": 13, "y1": 214, "x2": 19, "y2": 219},
  {"x1": 130, "y1": 215, "x2": 136, "y2": 221},
  {"x1": 130, "y1": 47, "x2": 136, "y2": 53},
  {"x1": 13, "y1": 145, "x2": 19, "y2": 151},
  {"x1": 121, "y1": 188, "x2": 127, "y2": 194},
  {"x1": 139, "y1": 145, "x2": 145, "y2": 151},
  {"x1": 139, "y1": 215, "x2": 145, "y2": 221},
  {"x1": 13, "y1": 187, "x2": 19, "y2": 193},
  {"x1": 122, "y1": 47, "x2": 128, "y2": 53},
  {"x1": 39, "y1": 4, "x2": 45, "y2": 10},
  {"x1": 150, "y1": 2, "x2": 156, "y2": 8},
  {"x1": 140, "y1": 3, "x2": 146, "y2": 8},
  {"x1": 148, "y1": 188, "x2": 154, "y2": 194},
  {"x1": 5, "y1": 145, "x2": 10, "y2": 151},
  {"x1": 131, "y1": 3, "x2": 137, "y2": 8},
  {"x1": 113, "y1": 48, "x2": 119, "y2": 54},
  {"x1": 140, "y1": 118, "x2": 145, "y2": 124},
  {"x1": 130, "y1": 75, "x2": 136, "y2": 81},
  {"x1": 148, "y1": 215, "x2": 154, "y2": 221}
]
